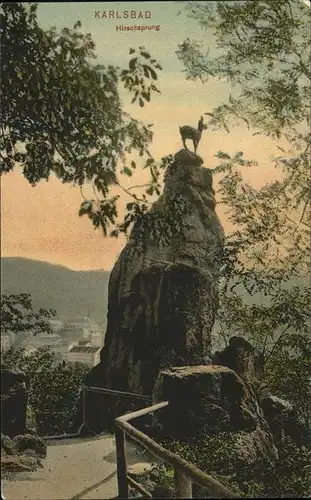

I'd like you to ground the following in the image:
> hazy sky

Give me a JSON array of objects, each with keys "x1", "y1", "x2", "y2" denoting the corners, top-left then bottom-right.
[{"x1": 2, "y1": 1, "x2": 283, "y2": 271}]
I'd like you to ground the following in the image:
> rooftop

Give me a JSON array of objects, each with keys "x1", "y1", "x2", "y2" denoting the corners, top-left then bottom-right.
[{"x1": 69, "y1": 346, "x2": 101, "y2": 354}]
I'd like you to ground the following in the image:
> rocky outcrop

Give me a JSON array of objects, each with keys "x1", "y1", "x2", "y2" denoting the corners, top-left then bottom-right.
[
  {"x1": 260, "y1": 395, "x2": 293, "y2": 444},
  {"x1": 1, "y1": 368, "x2": 29, "y2": 437},
  {"x1": 212, "y1": 336, "x2": 264, "y2": 385},
  {"x1": 87, "y1": 149, "x2": 224, "y2": 397},
  {"x1": 8, "y1": 434, "x2": 47, "y2": 458},
  {"x1": 1, "y1": 433, "x2": 47, "y2": 477},
  {"x1": 1, "y1": 369, "x2": 46, "y2": 476},
  {"x1": 261, "y1": 394, "x2": 311, "y2": 446},
  {"x1": 213, "y1": 337, "x2": 311, "y2": 448},
  {"x1": 152, "y1": 365, "x2": 278, "y2": 466}
]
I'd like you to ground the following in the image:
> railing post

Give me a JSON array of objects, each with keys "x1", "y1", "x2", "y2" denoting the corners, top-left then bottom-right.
[
  {"x1": 174, "y1": 468, "x2": 192, "y2": 499},
  {"x1": 82, "y1": 387, "x2": 86, "y2": 426},
  {"x1": 115, "y1": 426, "x2": 129, "y2": 499},
  {"x1": 21, "y1": 383, "x2": 27, "y2": 434}
]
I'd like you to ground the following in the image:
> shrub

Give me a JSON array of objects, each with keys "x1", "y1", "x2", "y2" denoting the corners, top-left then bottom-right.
[
  {"x1": 160, "y1": 432, "x2": 311, "y2": 498},
  {"x1": 1, "y1": 347, "x2": 89, "y2": 436}
]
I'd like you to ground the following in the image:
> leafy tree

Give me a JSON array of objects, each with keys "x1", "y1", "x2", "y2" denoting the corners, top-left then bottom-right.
[
  {"x1": 0, "y1": 2, "x2": 166, "y2": 237},
  {"x1": 214, "y1": 287, "x2": 311, "y2": 415},
  {"x1": 0, "y1": 293, "x2": 85, "y2": 435},
  {"x1": 263, "y1": 332, "x2": 311, "y2": 415},
  {"x1": 1, "y1": 347, "x2": 89, "y2": 435},
  {"x1": 175, "y1": 11, "x2": 311, "y2": 479},
  {"x1": 177, "y1": 0, "x2": 310, "y2": 263},
  {"x1": 178, "y1": 0, "x2": 310, "y2": 375},
  {"x1": 1, "y1": 293, "x2": 55, "y2": 336},
  {"x1": 210, "y1": 149, "x2": 310, "y2": 415},
  {"x1": 178, "y1": 1, "x2": 310, "y2": 135},
  {"x1": 0, "y1": 293, "x2": 88, "y2": 435},
  {"x1": 215, "y1": 284, "x2": 310, "y2": 352}
]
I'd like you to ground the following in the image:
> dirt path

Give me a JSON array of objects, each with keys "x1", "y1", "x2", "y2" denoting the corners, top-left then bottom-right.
[{"x1": 2, "y1": 433, "x2": 155, "y2": 500}]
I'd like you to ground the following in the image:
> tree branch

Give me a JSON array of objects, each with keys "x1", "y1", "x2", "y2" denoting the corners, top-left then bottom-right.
[
  {"x1": 265, "y1": 324, "x2": 292, "y2": 362},
  {"x1": 115, "y1": 181, "x2": 153, "y2": 205}
]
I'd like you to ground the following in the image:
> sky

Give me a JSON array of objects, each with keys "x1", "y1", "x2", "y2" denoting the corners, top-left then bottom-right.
[{"x1": 1, "y1": 1, "x2": 286, "y2": 271}]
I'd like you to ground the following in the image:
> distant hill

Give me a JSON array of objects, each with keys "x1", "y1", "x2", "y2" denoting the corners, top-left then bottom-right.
[
  {"x1": 2, "y1": 257, "x2": 308, "y2": 336},
  {"x1": 1, "y1": 258, "x2": 110, "y2": 327}
]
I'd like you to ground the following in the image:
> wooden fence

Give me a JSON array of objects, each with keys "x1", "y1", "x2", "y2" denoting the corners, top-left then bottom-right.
[
  {"x1": 115, "y1": 401, "x2": 237, "y2": 499},
  {"x1": 45, "y1": 385, "x2": 237, "y2": 498}
]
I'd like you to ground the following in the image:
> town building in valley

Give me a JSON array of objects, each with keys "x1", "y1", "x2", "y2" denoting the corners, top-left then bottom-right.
[{"x1": 67, "y1": 345, "x2": 101, "y2": 367}]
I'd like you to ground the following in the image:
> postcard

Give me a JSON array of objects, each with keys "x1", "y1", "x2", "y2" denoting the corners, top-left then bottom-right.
[{"x1": 1, "y1": 1, "x2": 310, "y2": 499}]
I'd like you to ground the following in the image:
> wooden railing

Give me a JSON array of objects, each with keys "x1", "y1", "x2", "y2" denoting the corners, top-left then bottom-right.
[
  {"x1": 44, "y1": 385, "x2": 151, "y2": 440},
  {"x1": 44, "y1": 385, "x2": 237, "y2": 498},
  {"x1": 115, "y1": 401, "x2": 237, "y2": 499},
  {"x1": 81, "y1": 385, "x2": 152, "y2": 429}
]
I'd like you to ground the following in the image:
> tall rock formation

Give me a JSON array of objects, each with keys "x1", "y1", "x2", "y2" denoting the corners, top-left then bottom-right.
[{"x1": 86, "y1": 149, "x2": 224, "y2": 397}]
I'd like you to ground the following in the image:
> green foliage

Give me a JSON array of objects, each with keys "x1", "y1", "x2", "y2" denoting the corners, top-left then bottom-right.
[
  {"x1": 127, "y1": 192, "x2": 191, "y2": 254},
  {"x1": 177, "y1": 8, "x2": 311, "y2": 495},
  {"x1": 212, "y1": 149, "x2": 310, "y2": 283},
  {"x1": 216, "y1": 285, "x2": 310, "y2": 347},
  {"x1": 263, "y1": 332, "x2": 311, "y2": 417},
  {"x1": 120, "y1": 46, "x2": 162, "y2": 106},
  {"x1": 212, "y1": 152, "x2": 310, "y2": 417},
  {"x1": 211, "y1": 149, "x2": 310, "y2": 423},
  {"x1": 178, "y1": 0, "x2": 310, "y2": 138},
  {"x1": 1, "y1": 347, "x2": 89, "y2": 436},
  {"x1": 161, "y1": 433, "x2": 311, "y2": 498},
  {"x1": 237, "y1": 437, "x2": 311, "y2": 498},
  {"x1": 1, "y1": 294, "x2": 88, "y2": 435},
  {"x1": 178, "y1": 1, "x2": 310, "y2": 268},
  {"x1": 32, "y1": 359, "x2": 89, "y2": 436},
  {"x1": 0, "y1": 3, "x2": 163, "y2": 236},
  {"x1": 162, "y1": 432, "x2": 238, "y2": 474},
  {"x1": 178, "y1": 1, "x2": 310, "y2": 425},
  {"x1": 135, "y1": 462, "x2": 175, "y2": 498},
  {"x1": 1, "y1": 293, "x2": 56, "y2": 335}
]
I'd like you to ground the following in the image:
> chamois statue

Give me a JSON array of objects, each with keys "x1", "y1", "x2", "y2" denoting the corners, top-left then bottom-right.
[{"x1": 179, "y1": 116, "x2": 207, "y2": 154}]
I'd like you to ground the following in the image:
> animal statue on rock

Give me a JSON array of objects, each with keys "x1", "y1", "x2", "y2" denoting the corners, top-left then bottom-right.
[{"x1": 179, "y1": 116, "x2": 207, "y2": 154}]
